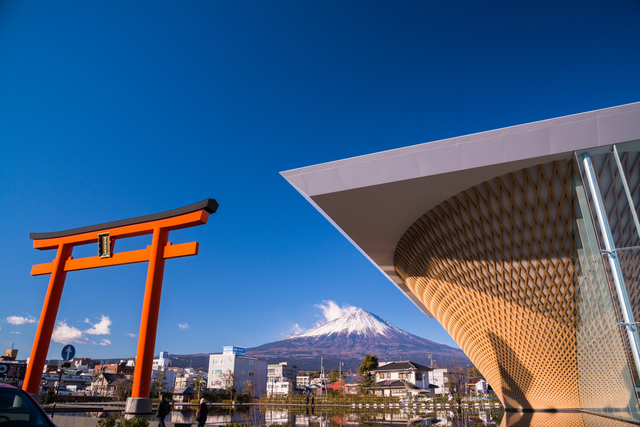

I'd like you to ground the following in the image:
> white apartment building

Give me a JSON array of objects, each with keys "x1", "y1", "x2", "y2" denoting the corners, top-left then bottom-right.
[
  {"x1": 153, "y1": 352, "x2": 171, "y2": 370},
  {"x1": 207, "y1": 346, "x2": 267, "y2": 397},
  {"x1": 296, "y1": 376, "x2": 310, "y2": 389},
  {"x1": 266, "y1": 362, "x2": 297, "y2": 396},
  {"x1": 266, "y1": 378, "x2": 293, "y2": 396},
  {"x1": 152, "y1": 352, "x2": 176, "y2": 391},
  {"x1": 175, "y1": 367, "x2": 206, "y2": 390}
]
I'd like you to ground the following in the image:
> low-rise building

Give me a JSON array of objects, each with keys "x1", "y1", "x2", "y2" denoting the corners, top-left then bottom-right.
[
  {"x1": 94, "y1": 362, "x2": 135, "y2": 376},
  {"x1": 153, "y1": 352, "x2": 171, "y2": 370},
  {"x1": 207, "y1": 346, "x2": 267, "y2": 397},
  {"x1": 296, "y1": 376, "x2": 310, "y2": 389},
  {"x1": 431, "y1": 368, "x2": 468, "y2": 395},
  {"x1": 267, "y1": 378, "x2": 294, "y2": 396},
  {"x1": 266, "y1": 362, "x2": 297, "y2": 396},
  {"x1": 91, "y1": 373, "x2": 133, "y2": 397},
  {"x1": 368, "y1": 361, "x2": 435, "y2": 397},
  {"x1": 173, "y1": 387, "x2": 195, "y2": 410}
]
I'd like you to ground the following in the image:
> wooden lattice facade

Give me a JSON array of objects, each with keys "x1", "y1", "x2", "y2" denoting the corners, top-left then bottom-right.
[
  {"x1": 394, "y1": 161, "x2": 579, "y2": 409},
  {"x1": 394, "y1": 157, "x2": 640, "y2": 412}
]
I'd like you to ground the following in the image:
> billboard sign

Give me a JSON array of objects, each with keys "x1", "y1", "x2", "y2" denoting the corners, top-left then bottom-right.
[
  {"x1": 222, "y1": 346, "x2": 245, "y2": 356},
  {"x1": 0, "y1": 363, "x2": 26, "y2": 379}
]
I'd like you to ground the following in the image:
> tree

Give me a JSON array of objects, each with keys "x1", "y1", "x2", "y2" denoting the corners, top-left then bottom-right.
[
  {"x1": 219, "y1": 369, "x2": 236, "y2": 399},
  {"x1": 359, "y1": 354, "x2": 378, "y2": 386},
  {"x1": 468, "y1": 366, "x2": 484, "y2": 379},
  {"x1": 242, "y1": 380, "x2": 254, "y2": 398},
  {"x1": 151, "y1": 369, "x2": 167, "y2": 399},
  {"x1": 193, "y1": 371, "x2": 206, "y2": 401},
  {"x1": 328, "y1": 369, "x2": 341, "y2": 383}
]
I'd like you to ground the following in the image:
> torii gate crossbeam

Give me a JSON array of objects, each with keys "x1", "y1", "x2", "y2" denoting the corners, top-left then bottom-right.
[{"x1": 24, "y1": 199, "x2": 217, "y2": 413}]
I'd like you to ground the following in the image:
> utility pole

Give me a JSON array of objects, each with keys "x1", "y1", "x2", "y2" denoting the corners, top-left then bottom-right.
[{"x1": 320, "y1": 356, "x2": 325, "y2": 397}]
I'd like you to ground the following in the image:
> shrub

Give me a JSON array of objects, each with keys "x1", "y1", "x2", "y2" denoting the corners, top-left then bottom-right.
[
  {"x1": 117, "y1": 417, "x2": 149, "y2": 427},
  {"x1": 97, "y1": 417, "x2": 117, "y2": 427}
]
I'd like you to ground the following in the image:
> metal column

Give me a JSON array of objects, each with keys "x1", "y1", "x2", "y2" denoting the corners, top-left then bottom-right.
[{"x1": 582, "y1": 152, "x2": 640, "y2": 378}]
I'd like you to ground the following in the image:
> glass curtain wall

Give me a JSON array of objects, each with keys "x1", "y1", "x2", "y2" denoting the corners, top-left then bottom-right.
[{"x1": 574, "y1": 141, "x2": 640, "y2": 420}]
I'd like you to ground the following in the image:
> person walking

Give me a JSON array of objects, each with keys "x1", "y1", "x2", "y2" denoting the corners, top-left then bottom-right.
[
  {"x1": 448, "y1": 393, "x2": 453, "y2": 406},
  {"x1": 196, "y1": 398, "x2": 208, "y2": 427},
  {"x1": 156, "y1": 394, "x2": 170, "y2": 427}
]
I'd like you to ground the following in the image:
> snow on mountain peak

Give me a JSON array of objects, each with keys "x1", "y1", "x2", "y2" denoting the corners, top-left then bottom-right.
[{"x1": 293, "y1": 308, "x2": 409, "y2": 339}]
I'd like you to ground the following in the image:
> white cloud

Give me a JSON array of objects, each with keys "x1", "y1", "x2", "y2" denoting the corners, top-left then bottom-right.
[
  {"x1": 7, "y1": 315, "x2": 37, "y2": 325},
  {"x1": 290, "y1": 323, "x2": 304, "y2": 335},
  {"x1": 51, "y1": 315, "x2": 113, "y2": 345},
  {"x1": 178, "y1": 323, "x2": 189, "y2": 330},
  {"x1": 85, "y1": 315, "x2": 111, "y2": 335},
  {"x1": 52, "y1": 321, "x2": 92, "y2": 344},
  {"x1": 125, "y1": 333, "x2": 137, "y2": 338},
  {"x1": 315, "y1": 300, "x2": 357, "y2": 325},
  {"x1": 11, "y1": 331, "x2": 21, "y2": 335}
]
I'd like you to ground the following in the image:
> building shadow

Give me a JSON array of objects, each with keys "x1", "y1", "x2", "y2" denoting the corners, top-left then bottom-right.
[{"x1": 488, "y1": 331, "x2": 535, "y2": 426}]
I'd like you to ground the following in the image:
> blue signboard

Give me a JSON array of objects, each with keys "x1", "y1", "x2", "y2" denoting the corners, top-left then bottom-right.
[
  {"x1": 61, "y1": 344, "x2": 75, "y2": 361},
  {"x1": 222, "y1": 346, "x2": 245, "y2": 356}
]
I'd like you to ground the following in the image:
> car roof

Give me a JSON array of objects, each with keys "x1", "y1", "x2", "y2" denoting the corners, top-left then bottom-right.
[{"x1": 0, "y1": 383, "x2": 19, "y2": 389}]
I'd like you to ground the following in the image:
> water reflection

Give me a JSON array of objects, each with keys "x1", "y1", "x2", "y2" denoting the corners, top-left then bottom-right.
[
  {"x1": 160, "y1": 407, "x2": 499, "y2": 426},
  {"x1": 56, "y1": 407, "x2": 639, "y2": 426}
]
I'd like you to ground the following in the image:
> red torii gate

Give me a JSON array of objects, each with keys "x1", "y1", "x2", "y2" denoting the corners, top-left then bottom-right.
[{"x1": 24, "y1": 199, "x2": 217, "y2": 412}]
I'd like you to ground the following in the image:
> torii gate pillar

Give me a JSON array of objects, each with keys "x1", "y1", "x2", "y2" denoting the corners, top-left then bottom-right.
[{"x1": 23, "y1": 200, "x2": 218, "y2": 413}]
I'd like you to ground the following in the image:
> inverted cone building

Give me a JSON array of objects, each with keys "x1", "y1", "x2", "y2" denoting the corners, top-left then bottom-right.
[{"x1": 282, "y1": 102, "x2": 640, "y2": 421}]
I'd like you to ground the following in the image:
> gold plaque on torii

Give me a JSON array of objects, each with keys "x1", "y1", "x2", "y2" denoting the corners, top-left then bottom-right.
[{"x1": 98, "y1": 232, "x2": 111, "y2": 258}]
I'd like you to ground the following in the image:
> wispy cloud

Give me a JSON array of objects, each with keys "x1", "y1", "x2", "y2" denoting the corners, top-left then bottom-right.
[
  {"x1": 51, "y1": 315, "x2": 112, "y2": 345},
  {"x1": 315, "y1": 300, "x2": 358, "y2": 326},
  {"x1": 285, "y1": 301, "x2": 360, "y2": 336},
  {"x1": 125, "y1": 333, "x2": 137, "y2": 338},
  {"x1": 11, "y1": 331, "x2": 21, "y2": 335},
  {"x1": 6, "y1": 315, "x2": 37, "y2": 325},
  {"x1": 290, "y1": 323, "x2": 304, "y2": 335},
  {"x1": 178, "y1": 323, "x2": 189, "y2": 330}
]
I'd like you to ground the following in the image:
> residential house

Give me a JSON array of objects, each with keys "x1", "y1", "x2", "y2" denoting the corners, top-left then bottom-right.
[
  {"x1": 368, "y1": 361, "x2": 435, "y2": 397},
  {"x1": 173, "y1": 387, "x2": 195, "y2": 410},
  {"x1": 91, "y1": 373, "x2": 133, "y2": 397}
]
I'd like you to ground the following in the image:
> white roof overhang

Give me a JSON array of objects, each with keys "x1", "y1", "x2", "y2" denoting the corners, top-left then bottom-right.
[{"x1": 281, "y1": 102, "x2": 640, "y2": 317}]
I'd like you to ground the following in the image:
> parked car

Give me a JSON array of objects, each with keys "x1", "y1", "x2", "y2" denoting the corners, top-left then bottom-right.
[{"x1": 0, "y1": 383, "x2": 56, "y2": 426}]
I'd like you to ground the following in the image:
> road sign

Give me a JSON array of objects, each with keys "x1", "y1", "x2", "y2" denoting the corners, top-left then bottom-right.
[{"x1": 61, "y1": 344, "x2": 75, "y2": 361}]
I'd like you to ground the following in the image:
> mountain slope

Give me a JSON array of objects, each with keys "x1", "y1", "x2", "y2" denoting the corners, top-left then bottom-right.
[{"x1": 245, "y1": 309, "x2": 469, "y2": 372}]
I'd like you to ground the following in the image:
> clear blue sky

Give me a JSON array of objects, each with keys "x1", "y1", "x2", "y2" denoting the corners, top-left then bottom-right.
[{"x1": 1, "y1": 0, "x2": 639, "y2": 362}]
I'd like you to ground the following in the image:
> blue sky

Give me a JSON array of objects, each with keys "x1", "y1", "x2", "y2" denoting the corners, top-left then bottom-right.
[{"x1": 1, "y1": 0, "x2": 639, "y2": 362}]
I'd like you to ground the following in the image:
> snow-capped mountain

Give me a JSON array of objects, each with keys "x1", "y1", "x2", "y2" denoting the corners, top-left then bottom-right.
[
  {"x1": 245, "y1": 308, "x2": 469, "y2": 371},
  {"x1": 293, "y1": 309, "x2": 409, "y2": 339}
]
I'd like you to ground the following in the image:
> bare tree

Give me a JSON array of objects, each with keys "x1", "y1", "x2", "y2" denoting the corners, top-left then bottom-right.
[{"x1": 220, "y1": 369, "x2": 236, "y2": 399}]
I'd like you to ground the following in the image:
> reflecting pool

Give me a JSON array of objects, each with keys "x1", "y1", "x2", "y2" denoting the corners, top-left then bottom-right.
[{"x1": 53, "y1": 406, "x2": 640, "y2": 426}]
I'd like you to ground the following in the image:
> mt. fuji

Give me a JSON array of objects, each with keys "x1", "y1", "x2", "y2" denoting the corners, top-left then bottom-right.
[{"x1": 245, "y1": 308, "x2": 470, "y2": 371}]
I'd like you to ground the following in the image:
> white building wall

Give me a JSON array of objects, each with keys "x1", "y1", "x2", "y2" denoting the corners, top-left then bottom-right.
[
  {"x1": 208, "y1": 354, "x2": 267, "y2": 396},
  {"x1": 151, "y1": 368, "x2": 176, "y2": 392}
]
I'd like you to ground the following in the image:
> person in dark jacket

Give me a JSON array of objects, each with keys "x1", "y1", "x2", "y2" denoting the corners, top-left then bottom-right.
[
  {"x1": 196, "y1": 398, "x2": 208, "y2": 427},
  {"x1": 156, "y1": 394, "x2": 171, "y2": 427}
]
